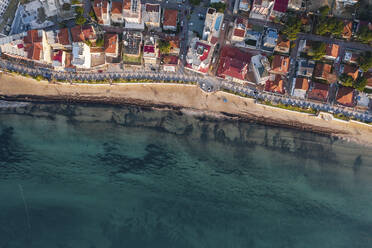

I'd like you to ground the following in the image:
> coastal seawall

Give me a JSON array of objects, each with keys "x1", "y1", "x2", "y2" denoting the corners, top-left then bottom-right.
[{"x1": 1, "y1": 74, "x2": 372, "y2": 146}]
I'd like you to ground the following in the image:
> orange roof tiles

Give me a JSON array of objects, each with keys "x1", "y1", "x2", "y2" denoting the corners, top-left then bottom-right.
[
  {"x1": 325, "y1": 43, "x2": 339, "y2": 58},
  {"x1": 265, "y1": 75, "x2": 285, "y2": 94},
  {"x1": 276, "y1": 36, "x2": 290, "y2": 49},
  {"x1": 295, "y1": 77, "x2": 309, "y2": 91},
  {"x1": 217, "y1": 46, "x2": 252, "y2": 81},
  {"x1": 57, "y1": 28, "x2": 70, "y2": 46},
  {"x1": 342, "y1": 20, "x2": 353, "y2": 39},
  {"x1": 23, "y1": 30, "x2": 43, "y2": 61},
  {"x1": 271, "y1": 55, "x2": 289, "y2": 74},
  {"x1": 123, "y1": 0, "x2": 131, "y2": 10},
  {"x1": 308, "y1": 82, "x2": 329, "y2": 102},
  {"x1": 336, "y1": 86, "x2": 355, "y2": 107},
  {"x1": 233, "y1": 29, "x2": 246, "y2": 37},
  {"x1": 342, "y1": 64, "x2": 359, "y2": 80},
  {"x1": 111, "y1": 1, "x2": 123, "y2": 14},
  {"x1": 104, "y1": 33, "x2": 118, "y2": 54},
  {"x1": 163, "y1": 9, "x2": 178, "y2": 27},
  {"x1": 314, "y1": 63, "x2": 332, "y2": 80},
  {"x1": 71, "y1": 25, "x2": 96, "y2": 43}
]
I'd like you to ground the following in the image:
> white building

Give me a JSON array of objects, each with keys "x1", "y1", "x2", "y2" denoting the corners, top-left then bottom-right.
[
  {"x1": 250, "y1": 0, "x2": 274, "y2": 20},
  {"x1": 239, "y1": 0, "x2": 250, "y2": 11},
  {"x1": 336, "y1": 0, "x2": 359, "y2": 6},
  {"x1": 72, "y1": 42, "x2": 91, "y2": 69},
  {"x1": 123, "y1": 0, "x2": 142, "y2": 25},
  {"x1": 142, "y1": 3, "x2": 161, "y2": 29},
  {"x1": 186, "y1": 37, "x2": 214, "y2": 74},
  {"x1": 0, "y1": 0, "x2": 9, "y2": 17},
  {"x1": 40, "y1": 0, "x2": 58, "y2": 17},
  {"x1": 202, "y1": 8, "x2": 224, "y2": 45},
  {"x1": 250, "y1": 54, "x2": 270, "y2": 84}
]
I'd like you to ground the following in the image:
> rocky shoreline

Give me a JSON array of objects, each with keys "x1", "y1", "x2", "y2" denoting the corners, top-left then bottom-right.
[{"x1": 0, "y1": 94, "x2": 347, "y2": 140}]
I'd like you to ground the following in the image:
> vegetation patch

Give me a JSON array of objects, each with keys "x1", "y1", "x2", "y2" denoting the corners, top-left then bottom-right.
[{"x1": 259, "y1": 100, "x2": 318, "y2": 114}]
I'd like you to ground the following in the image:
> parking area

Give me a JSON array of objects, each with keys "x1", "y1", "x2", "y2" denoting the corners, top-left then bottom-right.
[{"x1": 188, "y1": 6, "x2": 207, "y2": 37}]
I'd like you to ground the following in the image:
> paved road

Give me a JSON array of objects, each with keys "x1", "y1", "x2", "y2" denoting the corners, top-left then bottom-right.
[{"x1": 1, "y1": 58, "x2": 371, "y2": 122}]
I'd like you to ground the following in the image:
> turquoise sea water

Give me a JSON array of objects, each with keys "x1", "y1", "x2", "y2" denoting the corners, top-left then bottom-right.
[{"x1": 0, "y1": 102, "x2": 372, "y2": 248}]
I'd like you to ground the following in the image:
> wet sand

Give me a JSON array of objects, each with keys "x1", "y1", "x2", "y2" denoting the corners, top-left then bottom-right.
[{"x1": 1, "y1": 73, "x2": 371, "y2": 146}]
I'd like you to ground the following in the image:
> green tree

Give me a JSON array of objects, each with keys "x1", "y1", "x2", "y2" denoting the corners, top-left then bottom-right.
[
  {"x1": 357, "y1": 26, "x2": 372, "y2": 44},
  {"x1": 158, "y1": 40, "x2": 171, "y2": 54},
  {"x1": 355, "y1": 77, "x2": 367, "y2": 91},
  {"x1": 210, "y1": 2, "x2": 226, "y2": 12},
  {"x1": 75, "y1": 6, "x2": 84, "y2": 15},
  {"x1": 76, "y1": 15, "x2": 86, "y2": 25},
  {"x1": 339, "y1": 74, "x2": 354, "y2": 87},
  {"x1": 71, "y1": 0, "x2": 81, "y2": 4},
  {"x1": 189, "y1": 0, "x2": 201, "y2": 6},
  {"x1": 96, "y1": 38, "x2": 104, "y2": 47},
  {"x1": 319, "y1": 5, "x2": 330, "y2": 16},
  {"x1": 309, "y1": 42, "x2": 326, "y2": 60},
  {"x1": 316, "y1": 17, "x2": 343, "y2": 37},
  {"x1": 282, "y1": 16, "x2": 302, "y2": 41},
  {"x1": 358, "y1": 52, "x2": 372, "y2": 71}
]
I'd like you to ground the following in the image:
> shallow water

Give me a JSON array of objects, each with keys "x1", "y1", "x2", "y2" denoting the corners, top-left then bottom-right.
[{"x1": 0, "y1": 103, "x2": 372, "y2": 248}]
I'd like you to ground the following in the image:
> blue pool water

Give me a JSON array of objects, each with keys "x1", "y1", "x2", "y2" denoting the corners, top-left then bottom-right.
[{"x1": 215, "y1": 15, "x2": 222, "y2": 31}]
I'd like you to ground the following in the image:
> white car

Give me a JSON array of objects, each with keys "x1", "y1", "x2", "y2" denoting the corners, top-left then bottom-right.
[{"x1": 189, "y1": 22, "x2": 193, "y2": 26}]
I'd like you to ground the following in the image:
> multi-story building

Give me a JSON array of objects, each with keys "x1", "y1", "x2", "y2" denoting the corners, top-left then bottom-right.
[
  {"x1": 185, "y1": 37, "x2": 214, "y2": 74},
  {"x1": 93, "y1": 0, "x2": 111, "y2": 26},
  {"x1": 111, "y1": 0, "x2": 124, "y2": 24},
  {"x1": 291, "y1": 77, "x2": 309, "y2": 99},
  {"x1": 202, "y1": 8, "x2": 224, "y2": 45},
  {"x1": 0, "y1": 0, "x2": 9, "y2": 17},
  {"x1": 250, "y1": 54, "x2": 271, "y2": 84},
  {"x1": 143, "y1": 36, "x2": 159, "y2": 65},
  {"x1": 104, "y1": 33, "x2": 119, "y2": 58},
  {"x1": 70, "y1": 25, "x2": 97, "y2": 69},
  {"x1": 231, "y1": 17, "x2": 248, "y2": 43},
  {"x1": 270, "y1": 0, "x2": 289, "y2": 19},
  {"x1": 142, "y1": 3, "x2": 161, "y2": 29},
  {"x1": 270, "y1": 55, "x2": 289, "y2": 75},
  {"x1": 45, "y1": 28, "x2": 72, "y2": 50},
  {"x1": 163, "y1": 9, "x2": 178, "y2": 31},
  {"x1": 216, "y1": 46, "x2": 253, "y2": 83},
  {"x1": 250, "y1": 0, "x2": 274, "y2": 20},
  {"x1": 122, "y1": 31, "x2": 142, "y2": 58},
  {"x1": 123, "y1": 0, "x2": 143, "y2": 28}
]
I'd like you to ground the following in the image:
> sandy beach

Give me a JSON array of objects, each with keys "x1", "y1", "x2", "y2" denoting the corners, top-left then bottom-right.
[{"x1": 1, "y1": 73, "x2": 372, "y2": 146}]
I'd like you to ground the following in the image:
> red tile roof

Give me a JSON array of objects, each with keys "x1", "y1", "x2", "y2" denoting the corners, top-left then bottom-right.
[
  {"x1": 342, "y1": 64, "x2": 359, "y2": 80},
  {"x1": 308, "y1": 82, "x2": 329, "y2": 102},
  {"x1": 146, "y1": 3, "x2": 160, "y2": 12},
  {"x1": 217, "y1": 46, "x2": 252, "y2": 81},
  {"x1": 295, "y1": 77, "x2": 309, "y2": 91},
  {"x1": 104, "y1": 33, "x2": 118, "y2": 54},
  {"x1": 23, "y1": 30, "x2": 43, "y2": 61},
  {"x1": 265, "y1": 75, "x2": 285, "y2": 94},
  {"x1": 93, "y1": 0, "x2": 108, "y2": 24},
  {"x1": 111, "y1": 1, "x2": 123, "y2": 14},
  {"x1": 233, "y1": 29, "x2": 246, "y2": 37},
  {"x1": 163, "y1": 9, "x2": 178, "y2": 27},
  {"x1": 325, "y1": 43, "x2": 339, "y2": 58},
  {"x1": 57, "y1": 28, "x2": 70, "y2": 46},
  {"x1": 162, "y1": 55, "x2": 178, "y2": 65},
  {"x1": 71, "y1": 25, "x2": 96, "y2": 43},
  {"x1": 123, "y1": 0, "x2": 131, "y2": 10},
  {"x1": 271, "y1": 55, "x2": 289, "y2": 74},
  {"x1": 273, "y1": 0, "x2": 289, "y2": 13},
  {"x1": 342, "y1": 20, "x2": 353, "y2": 39},
  {"x1": 336, "y1": 86, "x2": 355, "y2": 107},
  {"x1": 314, "y1": 63, "x2": 332, "y2": 80}
]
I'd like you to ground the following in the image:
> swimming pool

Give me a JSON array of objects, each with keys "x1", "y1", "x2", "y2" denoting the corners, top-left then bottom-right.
[{"x1": 214, "y1": 15, "x2": 222, "y2": 31}]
